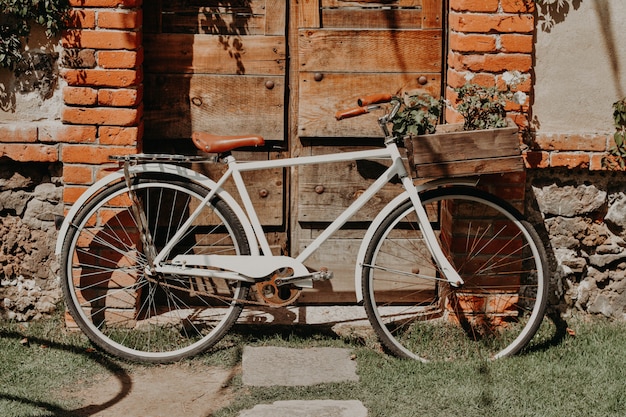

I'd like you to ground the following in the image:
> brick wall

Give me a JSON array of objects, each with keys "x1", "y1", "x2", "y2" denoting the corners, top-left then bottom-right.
[
  {"x1": 445, "y1": 0, "x2": 535, "y2": 210},
  {"x1": 59, "y1": 0, "x2": 143, "y2": 205},
  {"x1": 446, "y1": 0, "x2": 533, "y2": 126},
  {"x1": 0, "y1": 1, "x2": 143, "y2": 202}
]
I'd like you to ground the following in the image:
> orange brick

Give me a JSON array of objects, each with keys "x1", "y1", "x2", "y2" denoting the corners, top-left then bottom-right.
[
  {"x1": 63, "y1": 86, "x2": 98, "y2": 105},
  {"x1": 63, "y1": 165, "x2": 95, "y2": 184},
  {"x1": 0, "y1": 143, "x2": 58, "y2": 162},
  {"x1": 449, "y1": 33, "x2": 497, "y2": 53},
  {"x1": 63, "y1": 186, "x2": 89, "y2": 204},
  {"x1": 97, "y1": 49, "x2": 143, "y2": 69},
  {"x1": 550, "y1": 153, "x2": 590, "y2": 169},
  {"x1": 65, "y1": 9, "x2": 96, "y2": 29},
  {"x1": 98, "y1": 10, "x2": 141, "y2": 29},
  {"x1": 450, "y1": 13, "x2": 534, "y2": 34},
  {"x1": 507, "y1": 112, "x2": 529, "y2": 129},
  {"x1": 62, "y1": 68, "x2": 142, "y2": 87},
  {"x1": 535, "y1": 134, "x2": 607, "y2": 152},
  {"x1": 500, "y1": 0, "x2": 535, "y2": 13},
  {"x1": 96, "y1": 165, "x2": 123, "y2": 180},
  {"x1": 590, "y1": 154, "x2": 613, "y2": 171},
  {"x1": 61, "y1": 144, "x2": 136, "y2": 164},
  {"x1": 99, "y1": 126, "x2": 140, "y2": 145},
  {"x1": 500, "y1": 34, "x2": 534, "y2": 53},
  {"x1": 62, "y1": 106, "x2": 141, "y2": 126},
  {"x1": 38, "y1": 124, "x2": 97, "y2": 144},
  {"x1": 447, "y1": 69, "x2": 496, "y2": 89},
  {"x1": 98, "y1": 88, "x2": 142, "y2": 107},
  {"x1": 449, "y1": 52, "x2": 532, "y2": 73},
  {"x1": 0, "y1": 125, "x2": 37, "y2": 143},
  {"x1": 524, "y1": 151, "x2": 549, "y2": 169},
  {"x1": 62, "y1": 29, "x2": 141, "y2": 50},
  {"x1": 496, "y1": 73, "x2": 532, "y2": 92},
  {"x1": 449, "y1": 0, "x2": 499, "y2": 12}
]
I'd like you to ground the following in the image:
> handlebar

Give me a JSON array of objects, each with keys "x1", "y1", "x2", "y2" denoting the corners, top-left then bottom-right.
[
  {"x1": 335, "y1": 93, "x2": 397, "y2": 121},
  {"x1": 357, "y1": 93, "x2": 393, "y2": 107}
]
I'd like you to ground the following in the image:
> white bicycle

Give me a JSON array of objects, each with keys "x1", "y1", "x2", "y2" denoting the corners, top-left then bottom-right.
[{"x1": 55, "y1": 94, "x2": 549, "y2": 363}]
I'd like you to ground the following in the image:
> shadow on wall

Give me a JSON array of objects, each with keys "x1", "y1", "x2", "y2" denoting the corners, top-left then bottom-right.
[
  {"x1": 536, "y1": 0, "x2": 583, "y2": 33},
  {"x1": 591, "y1": 0, "x2": 624, "y2": 99},
  {"x1": 537, "y1": 0, "x2": 623, "y2": 99}
]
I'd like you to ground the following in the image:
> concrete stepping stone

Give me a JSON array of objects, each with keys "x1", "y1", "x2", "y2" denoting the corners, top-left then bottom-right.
[
  {"x1": 237, "y1": 400, "x2": 368, "y2": 417},
  {"x1": 241, "y1": 346, "x2": 359, "y2": 387}
]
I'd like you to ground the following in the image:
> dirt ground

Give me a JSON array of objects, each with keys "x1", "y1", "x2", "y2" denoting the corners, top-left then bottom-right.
[{"x1": 63, "y1": 364, "x2": 238, "y2": 417}]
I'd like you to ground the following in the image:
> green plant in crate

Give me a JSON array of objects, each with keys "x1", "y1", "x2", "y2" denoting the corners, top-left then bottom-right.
[
  {"x1": 391, "y1": 91, "x2": 443, "y2": 137},
  {"x1": 455, "y1": 72, "x2": 527, "y2": 131}
]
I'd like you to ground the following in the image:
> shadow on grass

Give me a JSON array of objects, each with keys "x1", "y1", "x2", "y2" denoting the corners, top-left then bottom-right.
[
  {"x1": 522, "y1": 310, "x2": 570, "y2": 355},
  {"x1": 0, "y1": 329, "x2": 132, "y2": 417}
]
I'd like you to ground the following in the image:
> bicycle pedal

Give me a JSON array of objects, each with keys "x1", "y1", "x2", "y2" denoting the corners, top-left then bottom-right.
[{"x1": 312, "y1": 268, "x2": 333, "y2": 281}]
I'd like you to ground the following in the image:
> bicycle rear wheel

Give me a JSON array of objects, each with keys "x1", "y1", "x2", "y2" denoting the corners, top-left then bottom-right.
[
  {"x1": 59, "y1": 174, "x2": 250, "y2": 362},
  {"x1": 362, "y1": 186, "x2": 549, "y2": 361}
]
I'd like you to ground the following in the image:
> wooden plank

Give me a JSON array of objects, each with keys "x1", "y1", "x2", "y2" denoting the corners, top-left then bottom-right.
[
  {"x1": 298, "y1": 72, "x2": 441, "y2": 137},
  {"x1": 323, "y1": 0, "x2": 422, "y2": 7},
  {"x1": 143, "y1": 0, "x2": 162, "y2": 33},
  {"x1": 144, "y1": 34, "x2": 286, "y2": 76},
  {"x1": 421, "y1": 0, "x2": 443, "y2": 29},
  {"x1": 298, "y1": 0, "x2": 321, "y2": 28},
  {"x1": 266, "y1": 0, "x2": 287, "y2": 35},
  {"x1": 321, "y1": 9, "x2": 422, "y2": 29},
  {"x1": 144, "y1": 74, "x2": 285, "y2": 141},
  {"x1": 297, "y1": 146, "x2": 404, "y2": 222},
  {"x1": 159, "y1": 0, "x2": 269, "y2": 35},
  {"x1": 161, "y1": 14, "x2": 266, "y2": 35},
  {"x1": 413, "y1": 156, "x2": 525, "y2": 179},
  {"x1": 299, "y1": 29, "x2": 441, "y2": 73}
]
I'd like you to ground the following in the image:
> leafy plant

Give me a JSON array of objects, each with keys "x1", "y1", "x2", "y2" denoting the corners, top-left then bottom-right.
[
  {"x1": 603, "y1": 97, "x2": 626, "y2": 169},
  {"x1": 391, "y1": 92, "x2": 443, "y2": 137},
  {"x1": 0, "y1": 0, "x2": 70, "y2": 71},
  {"x1": 454, "y1": 72, "x2": 527, "y2": 131}
]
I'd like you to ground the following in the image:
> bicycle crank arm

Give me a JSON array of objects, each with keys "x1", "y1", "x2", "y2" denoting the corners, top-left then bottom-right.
[{"x1": 274, "y1": 269, "x2": 333, "y2": 286}]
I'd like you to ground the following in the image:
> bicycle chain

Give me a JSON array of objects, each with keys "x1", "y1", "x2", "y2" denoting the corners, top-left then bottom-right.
[{"x1": 144, "y1": 275, "x2": 293, "y2": 308}]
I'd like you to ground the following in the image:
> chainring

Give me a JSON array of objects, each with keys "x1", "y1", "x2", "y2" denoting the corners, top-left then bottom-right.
[{"x1": 253, "y1": 268, "x2": 301, "y2": 307}]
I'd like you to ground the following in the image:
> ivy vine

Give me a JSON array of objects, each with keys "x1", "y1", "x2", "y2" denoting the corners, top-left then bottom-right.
[{"x1": 0, "y1": 0, "x2": 70, "y2": 71}]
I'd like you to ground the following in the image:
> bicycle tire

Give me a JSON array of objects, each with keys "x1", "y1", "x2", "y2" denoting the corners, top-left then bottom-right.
[
  {"x1": 59, "y1": 174, "x2": 251, "y2": 362},
  {"x1": 362, "y1": 186, "x2": 549, "y2": 361}
]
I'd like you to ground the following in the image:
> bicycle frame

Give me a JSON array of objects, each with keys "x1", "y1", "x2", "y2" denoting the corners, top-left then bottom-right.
[{"x1": 151, "y1": 141, "x2": 464, "y2": 289}]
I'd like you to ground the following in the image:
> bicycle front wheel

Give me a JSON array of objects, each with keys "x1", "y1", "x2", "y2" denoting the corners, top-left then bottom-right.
[
  {"x1": 362, "y1": 186, "x2": 549, "y2": 361},
  {"x1": 59, "y1": 174, "x2": 251, "y2": 362}
]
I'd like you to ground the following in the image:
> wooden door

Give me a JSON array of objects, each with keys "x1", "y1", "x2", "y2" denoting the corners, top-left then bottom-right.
[
  {"x1": 293, "y1": 0, "x2": 444, "y2": 303},
  {"x1": 142, "y1": 0, "x2": 444, "y2": 302},
  {"x1": 143, "y1": 1, "x2": 287, "y2": 240}
]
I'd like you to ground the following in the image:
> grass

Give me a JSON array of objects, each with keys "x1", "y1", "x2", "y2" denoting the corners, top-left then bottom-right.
[{"x1": 1, "y1": 311, "x2": 626, "y2": 416}]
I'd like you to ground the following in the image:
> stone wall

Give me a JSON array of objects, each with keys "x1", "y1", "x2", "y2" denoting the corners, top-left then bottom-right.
[
  {"x1": 0, "y1": 158, "x2": 63, "y2": 320},
  {"x1": 528, "y1": 169, "x2": 626, "y2": 319}
]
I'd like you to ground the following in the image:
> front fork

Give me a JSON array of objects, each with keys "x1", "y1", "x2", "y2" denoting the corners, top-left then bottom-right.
[{"x1": 401, "y1": 175, "x2": 465, "y2": 287}]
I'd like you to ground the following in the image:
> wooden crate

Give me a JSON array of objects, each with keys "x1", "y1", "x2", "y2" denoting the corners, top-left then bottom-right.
[{"x1": 403, "y1": 119, "x2": 524, "y2": 179}]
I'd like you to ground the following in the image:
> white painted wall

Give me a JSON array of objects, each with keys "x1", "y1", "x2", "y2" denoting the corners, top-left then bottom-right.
[{"x1": 533, "y1": 0, "x2": 626, "y2": 135}]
